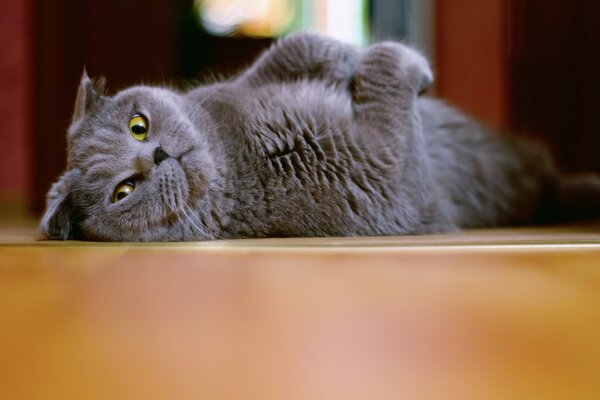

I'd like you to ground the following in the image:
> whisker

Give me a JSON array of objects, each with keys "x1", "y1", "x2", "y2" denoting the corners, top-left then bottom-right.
[
  {"x1": 179, "y1": 203, "x2": 207, "y2": 240},
  {"x1": 175, "y1": 206, "x2": 196, "y2": 241},
  {"x1": 165, "y1": 178, "x2": 197, "y2": 240},
  {"x1": 183, "y1": 200, "x2": 225, "y2": 240}
]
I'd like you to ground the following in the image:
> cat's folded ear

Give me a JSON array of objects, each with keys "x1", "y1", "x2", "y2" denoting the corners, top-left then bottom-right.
[
  {"x1": 40, "y1": 170, "x2": 85, "y2": 240},
  {"x1": 71, "y1": 68, "x2": 107, "y2": 124}
]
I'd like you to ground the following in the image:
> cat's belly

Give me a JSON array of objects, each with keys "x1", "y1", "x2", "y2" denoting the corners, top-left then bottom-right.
[{"x1": 225, "y1": 82, "x2": 416, "y2": 237}]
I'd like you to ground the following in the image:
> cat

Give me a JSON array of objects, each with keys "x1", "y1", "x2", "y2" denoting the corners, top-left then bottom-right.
[{"x1": 40, "y1": 33, "x2": 600, "y2": 241}]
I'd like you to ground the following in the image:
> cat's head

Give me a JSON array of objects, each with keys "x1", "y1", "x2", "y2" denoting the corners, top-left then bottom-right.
[{"x1": 40, "y1": 71, "x2": 219, "y2": 241}]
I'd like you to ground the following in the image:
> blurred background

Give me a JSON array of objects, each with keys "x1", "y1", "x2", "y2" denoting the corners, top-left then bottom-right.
[{"x1": 0, "y1": 0, "x2": 598, "y2": 218}]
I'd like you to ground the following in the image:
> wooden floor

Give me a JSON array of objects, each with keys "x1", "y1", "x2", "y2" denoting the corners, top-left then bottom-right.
[{"x1": 1, "y1": 222, "x2": 600, "y2": 399}]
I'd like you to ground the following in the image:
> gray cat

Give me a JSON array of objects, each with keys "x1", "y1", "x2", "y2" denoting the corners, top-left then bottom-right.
[{"x1": 40, "y1": 33, "x2": 600, "y2": 241}]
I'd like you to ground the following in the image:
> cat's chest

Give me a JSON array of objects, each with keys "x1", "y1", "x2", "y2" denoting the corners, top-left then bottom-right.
[{"x1": 243, "y1": 82, "x2": 353, "y2": 164}]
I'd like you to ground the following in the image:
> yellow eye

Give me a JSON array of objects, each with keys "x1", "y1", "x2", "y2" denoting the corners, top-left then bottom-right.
[
  {"x1": 129, "y1": 114, "x2": 148, "y2": 141},
  {"x1": 112, "y1": 181, "x2": 135, "y2": 203}
]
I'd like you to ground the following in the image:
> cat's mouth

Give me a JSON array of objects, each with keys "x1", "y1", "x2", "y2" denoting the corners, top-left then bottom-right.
[
  {"x1": 177, "y1": 146, "x2": 196, "y2": 162},
  {"x1": 176, "y1": 147, "x2": 197, "y2": 184},
  {"x1": 175, "y1": 146, "x2": 207, "y2": 204}
]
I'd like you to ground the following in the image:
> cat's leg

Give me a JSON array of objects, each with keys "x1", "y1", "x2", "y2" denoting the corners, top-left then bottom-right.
[
  {"x1": 352, "y1": 41, "x2": 433, "y2": 172},
  {"x1": 351, "y1": 42, "x2": 454, "y2": 232},
  {"x1": 352, "y1": 42, "x2": 433, "y2": 125},
  {"x1": 237, "y1": 33, "x2": 360, "y2": 89}
]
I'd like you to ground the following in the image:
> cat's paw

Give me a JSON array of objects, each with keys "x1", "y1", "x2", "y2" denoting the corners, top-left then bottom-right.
[
  {"x1": 357, "y1": 42, "x2": 434, "y2": 94},
  {"x1": 395, "y1": 43, "x2": 434, "y2": 93}
]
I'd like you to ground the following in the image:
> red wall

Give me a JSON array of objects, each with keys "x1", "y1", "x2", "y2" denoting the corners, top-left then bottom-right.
[
  {"x1": 507, "y1": 0, "x2": 600, "y2": 173},
  {"x1": 435, "y1": 0, "x2": 508, "y2": 128},
  {"x1": 0, "y1": 0, "x2": 32, "y2": 202}
]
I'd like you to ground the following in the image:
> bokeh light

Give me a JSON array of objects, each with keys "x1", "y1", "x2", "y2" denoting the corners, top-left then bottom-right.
[
  {"x1": 194, "y1": 0, "x2": 368, "y2": 44},
  {"x1": 195, "y1": 0, "x2": 296, "y2": 38}
]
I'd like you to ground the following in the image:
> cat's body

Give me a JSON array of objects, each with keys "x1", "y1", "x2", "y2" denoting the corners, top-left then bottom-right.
[{"x1": 41, "y1": 33, "x2": 599, "y2": 241}]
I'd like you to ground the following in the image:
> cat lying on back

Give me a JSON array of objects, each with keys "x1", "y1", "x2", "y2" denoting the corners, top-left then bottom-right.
[{"x1": 41, "y1": 33, "x2": 600, "y2": 241}]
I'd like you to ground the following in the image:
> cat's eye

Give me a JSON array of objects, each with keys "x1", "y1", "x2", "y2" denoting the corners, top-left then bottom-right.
[
  {"x1": 112, "y1": 181, "x2": 135, "y2": 203},
  {"x1": 129, "y1": 114, "x2": 148, "y2": 141}
]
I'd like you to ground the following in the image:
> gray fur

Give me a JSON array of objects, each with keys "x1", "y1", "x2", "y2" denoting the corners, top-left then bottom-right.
[{"x1": 40, "y1": 33, "x2": 599, "y2": 241}]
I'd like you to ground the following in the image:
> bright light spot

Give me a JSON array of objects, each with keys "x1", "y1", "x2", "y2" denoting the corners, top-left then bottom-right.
[
  {"x1": 300, "y1": 0, "x2": 367, "y2": 45},
  {"x1": 195, "y1": 0, "x2": 295, "y2": 38},
  {"x1": 324, "y1": 0, "x2": 366, "y2": 45}
]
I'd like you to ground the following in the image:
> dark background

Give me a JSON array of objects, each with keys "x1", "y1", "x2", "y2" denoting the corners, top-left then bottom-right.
[{"x1": 0, "y1": 0, "x2": 599, "y2": 215}]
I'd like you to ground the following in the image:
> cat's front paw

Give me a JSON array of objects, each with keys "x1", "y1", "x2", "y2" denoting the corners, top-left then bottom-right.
[
  {"x1": 357, "y1": 42, "x2": 434, "y2": 94},
  {"x1": 396, "y1": 43, "x2": 433, "y2": 93}
]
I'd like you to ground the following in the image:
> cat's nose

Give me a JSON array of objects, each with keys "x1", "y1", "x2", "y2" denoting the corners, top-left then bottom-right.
[{"x1": 153, "y1": 146, "x2": 170, "y2": 165}]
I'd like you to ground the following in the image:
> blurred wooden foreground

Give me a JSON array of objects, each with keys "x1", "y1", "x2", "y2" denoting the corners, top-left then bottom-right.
[{"x1": 1, "y1": 223, "x2": 600, "y2": 399}]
